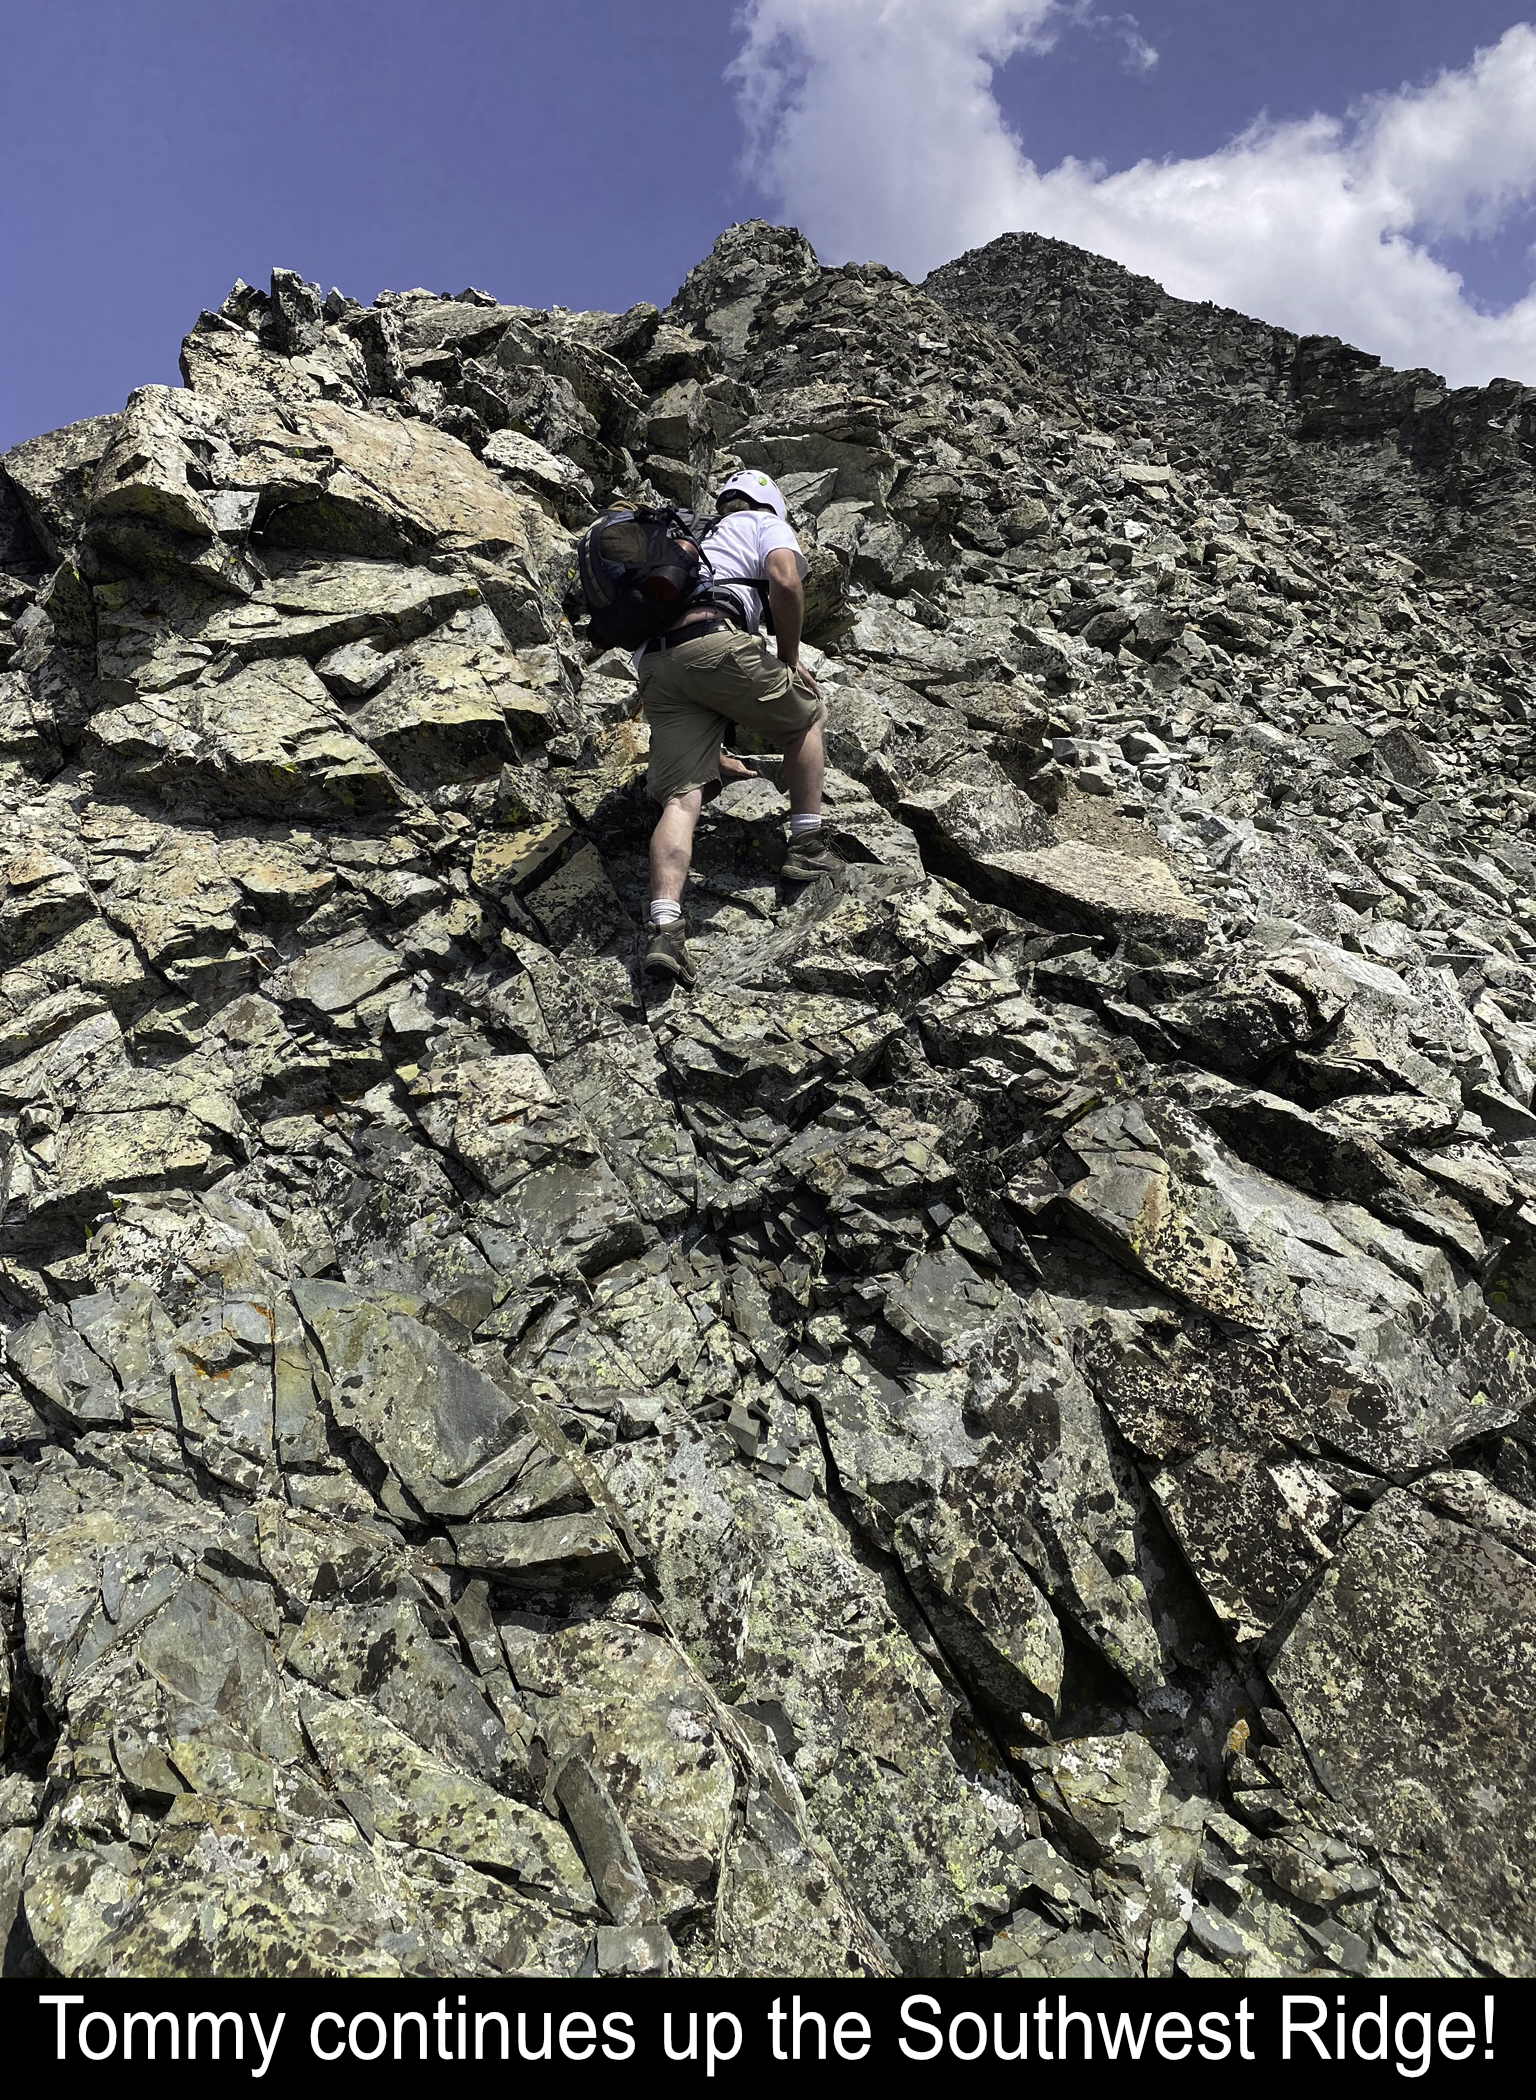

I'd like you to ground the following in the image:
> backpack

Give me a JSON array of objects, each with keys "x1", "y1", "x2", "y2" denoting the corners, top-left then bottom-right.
[{"x1": 575, "y1": 506, "x2": 772, "y2": 650}]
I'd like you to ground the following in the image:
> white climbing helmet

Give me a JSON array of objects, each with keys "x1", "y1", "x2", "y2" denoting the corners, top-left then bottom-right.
[{"x1": 716, "y1": 469, "x2": 788, "y2": 522}]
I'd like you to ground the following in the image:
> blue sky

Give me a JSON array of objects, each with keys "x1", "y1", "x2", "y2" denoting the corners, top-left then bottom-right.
[
  {"x1": 996, "y1": 1, "x2": 1536, "y2": 306},
  {"x1": 4, "y1": 2, "x2": 1536, "y2": 450}
]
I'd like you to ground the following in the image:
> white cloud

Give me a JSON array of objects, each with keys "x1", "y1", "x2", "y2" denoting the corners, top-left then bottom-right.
[
  {"x1": 1116, "y1": 29, "x2": 1159, "y2": 80},
  {"x1": 1067, "y1": 5, "x2": 1159, "y2": 77},
  {"x1": 729, "y1": 3, "x2": 1536, "y2": 387}
]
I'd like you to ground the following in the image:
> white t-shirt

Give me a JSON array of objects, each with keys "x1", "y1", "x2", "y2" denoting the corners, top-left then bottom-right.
[{"x1": 698, "y1": 510, "x2": 806, "y2": 632}]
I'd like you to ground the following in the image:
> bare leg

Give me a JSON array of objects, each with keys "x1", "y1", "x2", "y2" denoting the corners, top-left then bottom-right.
[
  {"x1": 649, "y1": 787, "x2": 704, "y2": 904},
  {"x1": 781, "y1": 715, "x2": 826, "y2": 817}
]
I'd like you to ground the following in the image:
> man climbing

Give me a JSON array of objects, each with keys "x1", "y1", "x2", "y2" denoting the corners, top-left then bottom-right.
[{"x1": 637, "y1": 470, "x2": 841, "y2": 986}]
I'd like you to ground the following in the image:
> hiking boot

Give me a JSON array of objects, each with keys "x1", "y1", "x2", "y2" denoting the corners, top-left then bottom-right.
[
  {"x1": 644, "y1": 916, "x2": 696, "y2": 986},
  {"x1": 781, "y1": 828, "x2": 845, "y2": 882}
]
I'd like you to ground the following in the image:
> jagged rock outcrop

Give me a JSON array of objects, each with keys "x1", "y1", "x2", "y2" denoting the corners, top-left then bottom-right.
[
  {"x1": 925, "y1": 232, "x2": 1536, "y2": 606},
  {"x1": 0, "y1": 218, "x2": 1533, "y2": 1980}
]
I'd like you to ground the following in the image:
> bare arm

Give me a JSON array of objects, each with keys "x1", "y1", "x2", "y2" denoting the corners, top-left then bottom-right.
[{"x1": 766, "y1": 546, "x2": 819, "y2": 697}]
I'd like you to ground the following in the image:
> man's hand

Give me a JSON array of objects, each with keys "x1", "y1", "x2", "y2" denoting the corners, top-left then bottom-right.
[{"x1": 786, "y1": 660, "x2": 822, "y2": 703}]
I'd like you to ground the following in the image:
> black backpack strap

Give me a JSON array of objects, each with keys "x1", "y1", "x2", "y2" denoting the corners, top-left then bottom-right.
[
  {"x1": 694, "y1": 518, "x2": 776, "y2": 630},
  {"x1": 703, "y1": 574, "x2": 775, "y2": 634}
]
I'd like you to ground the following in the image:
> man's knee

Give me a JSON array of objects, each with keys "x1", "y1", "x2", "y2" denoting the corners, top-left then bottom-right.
[{"x1": 651, "y1": 784, "x2": 705, "y2": 823}]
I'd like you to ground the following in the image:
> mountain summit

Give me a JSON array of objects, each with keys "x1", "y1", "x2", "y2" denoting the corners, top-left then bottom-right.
[{"x1": 926, "y1": 230, "x2": 1536, "y2": 605}]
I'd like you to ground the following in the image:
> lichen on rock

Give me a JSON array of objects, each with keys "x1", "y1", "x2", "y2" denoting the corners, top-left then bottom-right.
[{"x1": 0, "y1": 224, "x2": 1533, "y2": 1980}]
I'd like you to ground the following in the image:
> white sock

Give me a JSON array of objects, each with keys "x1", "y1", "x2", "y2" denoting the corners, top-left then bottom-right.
[
  {"x1": 649, "y1": 899, "x2": 682, "y2": 926},
  {"x1": 789, "y1": 813, "x2": 822, "y2": 836}
]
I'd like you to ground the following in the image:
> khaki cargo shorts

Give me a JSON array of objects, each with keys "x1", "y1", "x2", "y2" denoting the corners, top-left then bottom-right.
[{"x1": 637, "y1": 626, "x2": 825, "y2": 805}]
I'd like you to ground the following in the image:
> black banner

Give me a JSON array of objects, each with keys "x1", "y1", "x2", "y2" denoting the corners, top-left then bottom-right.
[{"x1": 17, "y1": 1978, "x2": 1529, "y2": 2089}]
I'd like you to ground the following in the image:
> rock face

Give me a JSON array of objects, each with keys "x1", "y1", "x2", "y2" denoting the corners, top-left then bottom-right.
[
  {"x1": 924, "y1": 232, "x2": 1536, "y2": 608},
  {"x1": 0, "y1": 222, "x2": 1534, "y2": 1980}
]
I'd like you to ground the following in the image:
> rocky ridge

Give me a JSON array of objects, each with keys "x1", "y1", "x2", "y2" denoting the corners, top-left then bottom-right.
[
  {"x1": 925, "y1": 231, "x2": 1536, "y2": 607},
  {"x1": 0, "y1": 221, "x2": 1533, "y2": 1980}
]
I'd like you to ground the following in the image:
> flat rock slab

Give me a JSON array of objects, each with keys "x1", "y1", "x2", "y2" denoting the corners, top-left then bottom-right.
[
  {"x1": 218, "y1": 840, "x2": 335, "y2": 914},
  {"x1": 298, "y1": 399, "x2": 549, "y2": 558},
  {"x1": 449, "y1": 1513, "x2": 630, "y2": 1587},
  {"x1": 351, "y1": 635, "x2": 549, "y2": 788},
  {"x1": 490, "y1": 1153, "x2": 647, "y2": 1278},
  {"x1": 199, "y1": 561, "x2": 480, "y2": 661},
  {"x1": 23, "y1": 1796, "x2": 414, "y2": 1979},
  {"x1": 529, "y1": 1621, "x2": 733, "y2": 1888},
  {"x1": 0, "y1": 850, "x2": 93, "y2": 960},
  {"x1": 899, "y1": 774, "x2": 1052, "y2": 864},
  {"x1": 260, "y1": 555, "x2": 481, "y2": 629},
  {"x1": 972, "y1": 839, "x2": 1207, "y2": 953},
  {"x1": 48, "y1": 1070, "x2": 244, "y2": 1211},
  {"x1": 1060, "y1": 1102, "x2": 1267, "y2": 1328},
  {"x1": 1066, "y1": 1099, "x2": 1536, "y2": 1473},
  {"x1": 410, "y1": 1052, "x2": 570, "y2": 1193},
  {"x1": 524, "y1": 842, "x2": 626, "y2": 953},
  {"x1": 292, "y1": 1281, "x2": 533, "y2": 1517},
  {"x1": 482, "y1": 427, "x2": 595, "y2": 520},
  {"x1": 1148, "y1": 1443, "x2": 1352, "y2": 1647},
  {"x1": 471, "y1": 823, "x2": 575, "y2": 897},
  {"x1": 8, "y1": 1312, "x2": 124, "y2": 1426},
  {"x1": 267, "y1": 933, "x2": 404, "y2": 1015},
  {"x1": 304, "y1": 1695, "x2": 594, "y2": 1906},
  {"x1": 89, "y1": 656, "x2": 409, "y2": 816},
  {"x1": 1, "y1": 412, "x2": 119, "y2": 558},
  {"x1": 1270, "y1": 1477, "x2": 1536, "y2": 1972}
]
